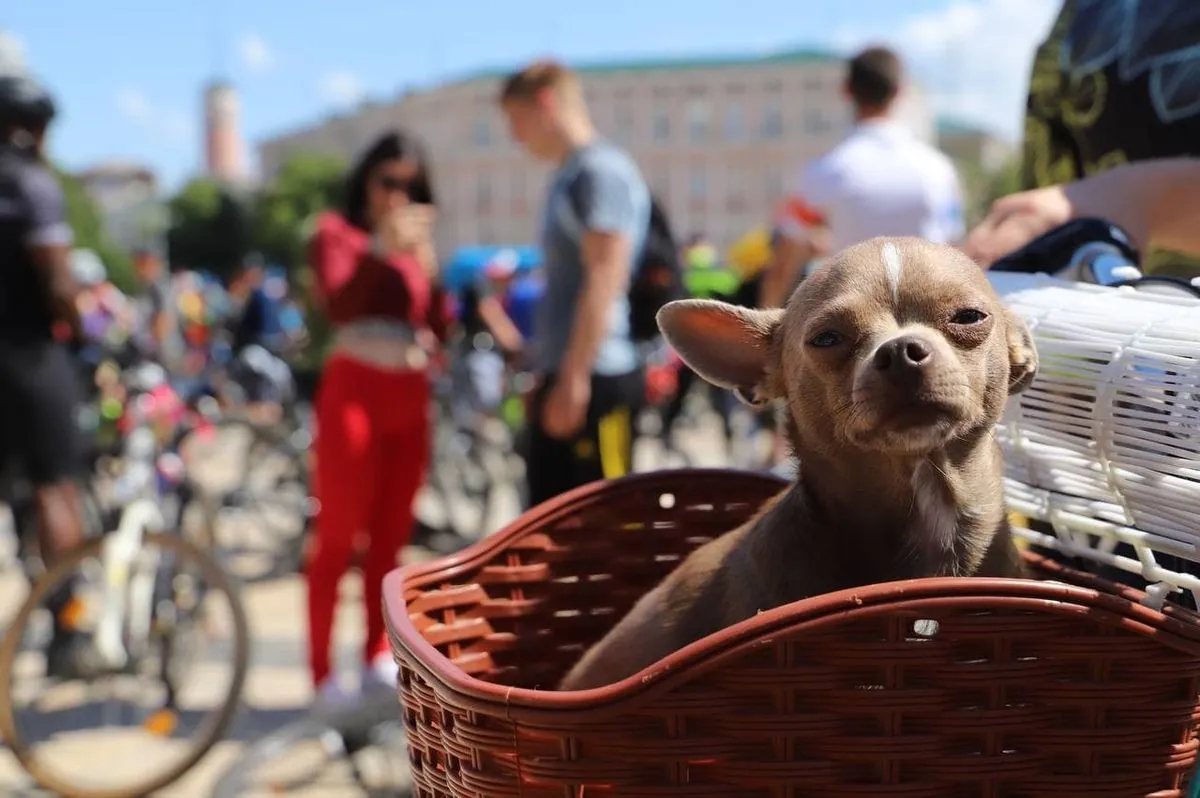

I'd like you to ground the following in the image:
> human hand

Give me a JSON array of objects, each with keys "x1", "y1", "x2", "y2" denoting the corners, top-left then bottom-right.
[
  {"x1": 376, "y1": 203, "x2": 436, "y2": 257},
  {"x1": 963, "y1": 185, "x2": 1074, "y2": 268},
  {"x1": 540, "y1": 372, "x2": 590, "y2": 440}
]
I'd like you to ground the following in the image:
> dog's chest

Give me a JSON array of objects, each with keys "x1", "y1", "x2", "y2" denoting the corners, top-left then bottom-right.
[{"x1": 910, "y1": 463, "x2": 960, "y2": 561}]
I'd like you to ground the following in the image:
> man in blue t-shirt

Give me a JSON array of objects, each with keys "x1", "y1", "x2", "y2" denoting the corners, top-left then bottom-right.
[{"x1": 500, "y1": 60, "x2": 649, "y2": 507}]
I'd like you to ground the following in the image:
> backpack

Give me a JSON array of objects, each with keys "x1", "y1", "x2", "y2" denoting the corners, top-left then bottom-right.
[{"x1": 557, "y1": 181, "x2": 684, "y2": 343}]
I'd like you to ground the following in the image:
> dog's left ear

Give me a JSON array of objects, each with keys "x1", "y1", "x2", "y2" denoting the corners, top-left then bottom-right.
[
  {"x1": 1003, "y1": 307, "x2": 1038, "y2": 395},
  {"x1": 657, "y1": 299, "x2": 784, "y2": 406}
]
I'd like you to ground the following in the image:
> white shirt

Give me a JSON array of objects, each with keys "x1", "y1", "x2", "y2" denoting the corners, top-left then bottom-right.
[{"x1": 776, "y1": 118, "x2": 965, "y2": 254}]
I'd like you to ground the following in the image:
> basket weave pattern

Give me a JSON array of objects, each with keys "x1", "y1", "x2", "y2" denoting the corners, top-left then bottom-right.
[
  {"x1": 387, "y1": 470, "x2": 1200, "y2": 797},
  {"x1": 994, "y1": 279, "x2": 1200, "y2": 601}
]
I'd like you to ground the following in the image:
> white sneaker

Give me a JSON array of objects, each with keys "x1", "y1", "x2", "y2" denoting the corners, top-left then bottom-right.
[
  {"x1": 312, "y1": 676, "x2": 359, "y2": 716},
  {"x1": 361, "y1": 652, "x2": 399, "y2": 695}
]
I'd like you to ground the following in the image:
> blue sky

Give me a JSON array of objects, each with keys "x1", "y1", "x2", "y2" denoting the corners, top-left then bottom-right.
[{"x1": 3, "y1": 0, "x2": 1058, "y2": 191}]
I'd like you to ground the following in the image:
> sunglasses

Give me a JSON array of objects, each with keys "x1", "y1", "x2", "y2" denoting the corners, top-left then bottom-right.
[{"x1": 374, "y1": 174, "x2": 414, "y2": 194}]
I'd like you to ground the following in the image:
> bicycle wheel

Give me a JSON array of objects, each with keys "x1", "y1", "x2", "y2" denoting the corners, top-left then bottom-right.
[
  {"x1": 0, "y1": 530, "x2": 251, "y2": 798},
  {"x1": 188, "y1": 417, "x2": 313, "y2": 581},
  {"x1": 211, "y1": 702, "x2": 411, "y2": 798}
]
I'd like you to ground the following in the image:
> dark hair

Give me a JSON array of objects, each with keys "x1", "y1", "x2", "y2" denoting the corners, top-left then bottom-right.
[
  {"x1": 846, "y1": 46, "x2": 902, "y2": 109},
  {"x1": 342, "y1": 129, "x2": 436, "y2": 230}
]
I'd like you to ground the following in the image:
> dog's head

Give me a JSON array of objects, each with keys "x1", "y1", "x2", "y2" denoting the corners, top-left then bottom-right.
[{"x1": 658, "y1": 237, "x2": 1038, "y2": 457}]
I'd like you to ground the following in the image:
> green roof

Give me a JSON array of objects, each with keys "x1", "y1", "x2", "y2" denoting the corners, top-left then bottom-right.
[
  {"x1": 936, "y1": 115, "x2": 989, "y2": 136},
  {"x1": 452, "y1": 46, "x2": 838, "y2": 85}
]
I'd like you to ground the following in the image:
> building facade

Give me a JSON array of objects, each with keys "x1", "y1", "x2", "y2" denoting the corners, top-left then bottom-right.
[
  {"x1": 75, "y1": 161, "x2": 166, "y2": 254},
  {"x1": 258, "y1": 48, "x2": 937, "y2": 254}
]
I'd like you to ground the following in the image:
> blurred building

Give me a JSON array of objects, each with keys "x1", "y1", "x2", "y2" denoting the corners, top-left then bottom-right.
[
  {"x1": 936, "y1": 117, "x2": 1016, "y2": 174},
  {"x1": 76, "y1": 161, "x2": 167, "y2": 253},
  {"x1": 257, "y1": 48, "x2": 937, "y2": 253},
  {"x1": 204, "y1": 80, "x2": 248, "y2": 184}
]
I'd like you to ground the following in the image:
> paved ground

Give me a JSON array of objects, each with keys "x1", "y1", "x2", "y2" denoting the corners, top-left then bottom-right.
[{"x1": 0, "y1": 405, "x2": 759, "y2": 796}]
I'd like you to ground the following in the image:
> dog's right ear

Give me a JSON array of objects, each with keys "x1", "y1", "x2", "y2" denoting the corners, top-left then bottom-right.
[{"x1": 657, "y1": 299, "x2": 784, "y2": 406}]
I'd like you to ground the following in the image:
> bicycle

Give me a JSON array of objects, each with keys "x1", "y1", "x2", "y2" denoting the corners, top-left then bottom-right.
[
  {"x1": 211, "y1": 695, "x2": 411, "y2": 797},
  {"x1": 0, "y1": 357, "x2": 252, "y2": 798}
]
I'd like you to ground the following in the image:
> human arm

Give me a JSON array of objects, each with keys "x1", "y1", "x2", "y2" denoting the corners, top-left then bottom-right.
[
  {"x1": 543, "y1": 164, "x2": 638, "y2": 438},
  {"x1": 307, "y1": 210, "x2": 441, "y2": 326},
  {"x1": 559, "y1": 166, "x2": 637, "y2": 386},
  {"x1": 22, "y1": 169, "x2": 81, "y2": 340},
  {"x1": 964, "y1": 159, "x2": 1200, "y2": 265},
  {"x1": 759, "y1": 166, "x2": 829, "y2": 308},
  {"x1": 478, "y1": 291, "x2": 524, "y2": 353}
]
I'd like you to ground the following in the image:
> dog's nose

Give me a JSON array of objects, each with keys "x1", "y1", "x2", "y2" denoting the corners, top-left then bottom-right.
[{"x1": 872, "y1": 335, "x2": 932, "y2": 373}]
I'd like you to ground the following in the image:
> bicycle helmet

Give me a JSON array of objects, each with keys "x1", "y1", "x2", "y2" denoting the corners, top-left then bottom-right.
[{"x1": 0, "y1": 73, "x2": 56, "y2": 128}]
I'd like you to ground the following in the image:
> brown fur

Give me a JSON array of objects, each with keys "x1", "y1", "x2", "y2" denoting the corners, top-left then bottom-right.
[{"x1": 558, "y1": 237, "x2": 1037, "y2": 692}]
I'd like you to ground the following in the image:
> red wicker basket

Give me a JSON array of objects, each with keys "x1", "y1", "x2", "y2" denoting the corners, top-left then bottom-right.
[{"x1": 385, "y1": 469, "x2": 1200, "y2": 797}]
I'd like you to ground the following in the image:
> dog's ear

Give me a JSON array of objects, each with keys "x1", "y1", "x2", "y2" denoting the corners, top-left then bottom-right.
[
  {"x1": 657, "y1": 299, "x2": 784, "y2": 406},
  {"x1": 1003, "y1": 307, "x2": 1038, "y2": 395}
]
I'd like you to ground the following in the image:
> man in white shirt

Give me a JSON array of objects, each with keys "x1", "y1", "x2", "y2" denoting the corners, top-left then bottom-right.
[{"x1": 760, "y1": 46, "x2": 965, "y2": 307}]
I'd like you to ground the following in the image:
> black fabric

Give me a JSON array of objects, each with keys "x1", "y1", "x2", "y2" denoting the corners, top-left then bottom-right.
[
  {"x1": 1023, "y1": 0, "x2": 1200, "y2": 275},
  {"x1": 525, "y1": 369, "x2": 644, "y2": 508},
  {"x1": 0, "y1": 339, "x2": 83, "y2": 485},
  {"x1": 0, "y1": 143, "x2": 66, "y2": 343}
]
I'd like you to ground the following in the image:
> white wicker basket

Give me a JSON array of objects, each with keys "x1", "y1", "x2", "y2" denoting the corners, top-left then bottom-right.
[{"x1": 991, "y1": 273, "x2": 1200, "y2": 607}]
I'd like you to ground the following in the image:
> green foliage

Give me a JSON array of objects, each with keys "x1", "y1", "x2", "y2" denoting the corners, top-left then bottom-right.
[
  {"x1": 956, "y1": 154, "x2": 1023, "y2": 229},
  {"x1": 166, "y1": 177, "x2": 253, "y2": 281},
  {"x1": 53, "y1": 166, "x2": 136, "y2": 291},
  {"x1": 252, "y1": 153, "x2": 345, "y2": 271}
]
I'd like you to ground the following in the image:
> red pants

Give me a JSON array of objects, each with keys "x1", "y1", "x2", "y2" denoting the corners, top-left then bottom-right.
[{"x1": 307, "y1": 355, "x2": 430, "y2": 686}]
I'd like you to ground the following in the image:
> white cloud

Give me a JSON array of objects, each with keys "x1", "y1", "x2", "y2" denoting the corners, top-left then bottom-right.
[
  {"x1": 115, "y1": 87, "x2": 192, "y2": 143},
  {"x1": 115, "y1": 88, "x2": 151, "y2": 121},
  {"x1": 832, "y1": 0, "x2": 1060, "y2": 140},
  {"x1": 238, "y1": 33, "x2": 273, "y2": 73},
  {"x1": 317, "y1": 71, "x2": 364, "y2": 108},
  {"x1": 0, "y1": 30, "x2": 26, "y2": 76}
]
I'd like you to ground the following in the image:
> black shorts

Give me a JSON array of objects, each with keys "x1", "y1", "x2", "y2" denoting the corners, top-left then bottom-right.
[
  {"x1": 526, "y1": 369, "x2": 644, "y2": 508},
  {"x1": 0, "y1": 340, "x2": 84, "y2": 485}
]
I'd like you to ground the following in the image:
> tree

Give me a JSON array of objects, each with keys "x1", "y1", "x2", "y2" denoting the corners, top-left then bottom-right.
[
  {"x1": 252, "y1": 153, "x2": 346, "y2": 272},
  {"x1": 54, "y1": 167, "x2": 136, "y2": 291},
  {"x1": 166, "y1": 177, "x2": 251, "y2": 280}
]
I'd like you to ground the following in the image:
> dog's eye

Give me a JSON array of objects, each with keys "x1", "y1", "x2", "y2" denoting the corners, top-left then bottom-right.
[
  {"x1": 950, "y1": 309, "x2": 988, "y2": 325},
  {"x1": 808, "y1": 331, "x2": 842, "y2": 348}
]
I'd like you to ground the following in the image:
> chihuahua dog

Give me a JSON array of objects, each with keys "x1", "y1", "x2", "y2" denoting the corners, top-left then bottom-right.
[{"x1": 559, "y1": 237, "x2": 1038, "y2": 691}]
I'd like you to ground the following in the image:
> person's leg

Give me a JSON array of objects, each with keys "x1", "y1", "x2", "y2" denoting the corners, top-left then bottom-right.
[
  {"x1": 659, "y1": 365, "x2": 695, "y2": 439},
  {"x1": 3, "y1": 342, "x2": 90, "y2": 676},
  {"x1": 361, "y1": 370, "x2": 431, "y2": 688},
  {"x1": 307, "y1": 357, "x2": 376, "y2": 697},
  {"x1": 524, "y1": 376, "x2": 584, "y2": 508}
]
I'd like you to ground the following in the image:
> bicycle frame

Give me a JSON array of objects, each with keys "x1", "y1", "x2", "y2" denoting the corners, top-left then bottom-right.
[{"x1": 94, "y1": 495, "x2": 165, "y2": 670}]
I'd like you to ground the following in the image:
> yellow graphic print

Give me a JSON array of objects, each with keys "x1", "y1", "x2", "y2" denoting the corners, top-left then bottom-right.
[{"x1": 1020, "y1": 1, "x2": 1200, "y2": 276}]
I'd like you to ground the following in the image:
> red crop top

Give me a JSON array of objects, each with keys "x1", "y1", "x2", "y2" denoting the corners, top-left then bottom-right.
[{"x1": 309, "y1": 211, "x2": 452, "y2": 339}]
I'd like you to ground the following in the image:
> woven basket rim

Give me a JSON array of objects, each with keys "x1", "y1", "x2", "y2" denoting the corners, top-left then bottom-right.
[{"x1": 386, "y1": 469, "x2": 1200, "y2": 720}]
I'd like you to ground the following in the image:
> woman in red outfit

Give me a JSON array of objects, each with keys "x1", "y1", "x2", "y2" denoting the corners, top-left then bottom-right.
[{"x1": 306, "y1": 131, "x2": 449, "y2": 708}]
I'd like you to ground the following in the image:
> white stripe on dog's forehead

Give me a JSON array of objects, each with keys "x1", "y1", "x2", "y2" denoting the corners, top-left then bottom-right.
[{"x1": 881, "y1": 241, "x2": 902, "y2": 303}]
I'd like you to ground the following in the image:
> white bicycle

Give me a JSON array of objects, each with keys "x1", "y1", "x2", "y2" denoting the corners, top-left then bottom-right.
[{"x1": 0, "y1": 359, "x2": 251, "y2": 798}]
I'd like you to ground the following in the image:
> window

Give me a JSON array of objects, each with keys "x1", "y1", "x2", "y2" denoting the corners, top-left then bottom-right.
[
  {"x1": 615, "y1": 104, "x2": 635, "y2": 142},
  {"x1": 804, "y1": 74, "x2": 823, "y2": 92},
  {"x1": 689, "y1": 169, "x2": 707, "y2": 201},
  {"x1": 687, "y1": 100, "x2": 710, "y2": 143},
  {"x1": 509, "y1": 169, "x2": 525, "y2": 202},
  {"x1": 803, "y1": 109, "x2": 833, "y2": 135},
  {"x1": 726, "y1": 166, "x2": 745, "y2": 211},
  {"x1": 472, "y1": 117, "x2": 491, "y2": 147},
  {"x1": 761, "y1": 104, "x2": 783, "y2": 139},
  {"x1": 724, "y1": 103, "x2": 744, "y2": 142},
  {"x1": 765, "y1": 169, "x2": 785, "y2": 201},
  {"x1": 653, "y1": 110, "x2": 670, "y2": 141},
  {"x1": 475, "y1": 173, "x2": 492, "y2": 213}
]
